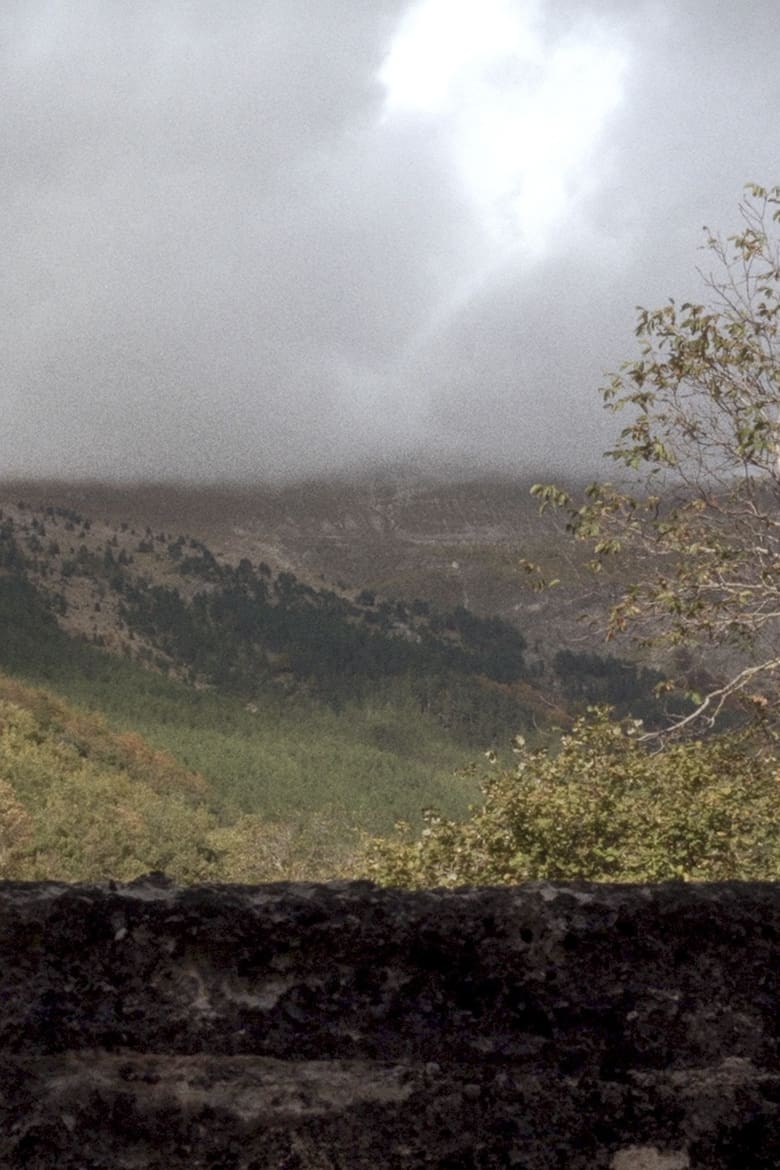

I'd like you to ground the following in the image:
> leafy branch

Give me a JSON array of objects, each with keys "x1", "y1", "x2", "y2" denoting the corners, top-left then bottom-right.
[{"x1": 532, "y1": 184, "x2": 780, "y2": 731}]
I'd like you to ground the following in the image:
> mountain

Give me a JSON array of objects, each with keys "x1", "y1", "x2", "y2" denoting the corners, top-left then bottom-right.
[
  {"x1": 0, "y1": 469, "x2": 626, "y2": 663},
  {"x1": 0, "y1": 470, "x2": 692, "y2": 882},
  {"x1": 0, "y1": 470, "x2": 682, "y2": 727}
]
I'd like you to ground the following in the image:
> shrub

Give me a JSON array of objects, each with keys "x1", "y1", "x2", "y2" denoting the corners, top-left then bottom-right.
[{"x1": 360, "y1": 709, "x2": 780, "y2": 887}]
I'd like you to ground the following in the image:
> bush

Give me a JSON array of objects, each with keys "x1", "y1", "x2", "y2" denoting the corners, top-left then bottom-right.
[{"x1": 360, "y1": 709, "x2": 780, "y2": 887}]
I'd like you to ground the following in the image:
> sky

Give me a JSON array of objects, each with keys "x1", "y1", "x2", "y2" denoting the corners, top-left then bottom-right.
[{"x1": 2, "y1": 0, "x2": 779, "y2": 483}]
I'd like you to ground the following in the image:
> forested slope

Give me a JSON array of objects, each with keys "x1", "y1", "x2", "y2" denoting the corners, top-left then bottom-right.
[{"x1": 0, "y1": 489, "x2": 683, "y2": 883}]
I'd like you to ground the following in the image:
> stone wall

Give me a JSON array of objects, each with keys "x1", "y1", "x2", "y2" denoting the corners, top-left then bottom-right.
[{"x1": 0, "y1": 876, "x2": 778, "y2": 1168}]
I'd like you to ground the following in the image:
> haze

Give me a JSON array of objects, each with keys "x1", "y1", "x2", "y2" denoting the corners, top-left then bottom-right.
[{"x1": 3, "y1": 0, "x2": 779, "y2": 482}]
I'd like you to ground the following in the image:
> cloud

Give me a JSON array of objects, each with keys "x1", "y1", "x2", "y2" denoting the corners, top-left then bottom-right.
[{"x1": 2, "y1": 0, "x2": 780, "y2": 481}]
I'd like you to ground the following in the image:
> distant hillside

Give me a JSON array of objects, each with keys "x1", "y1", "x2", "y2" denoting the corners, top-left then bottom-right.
[
  {"x1": 0, "y1": 495, "x2": 543, "y2": 743},
  {"x1": 0, "y1": 667, "x2": 438, "y2": 883},
  {"x1": 0, "y1": 473, "x2": 681, "y2": 737},
  {"x1": 0, "y1": 470, "x2": 629, "y2": 663},
  {"x1": 0, "y1": 669, "x2": 216, "y2": 881},
  {"x1": 0, "y1": 475, "x2": 695, "y2": 883}
]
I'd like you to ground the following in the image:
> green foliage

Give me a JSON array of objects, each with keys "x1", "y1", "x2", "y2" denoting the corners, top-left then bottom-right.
[
  {"x1": 0, "y1": 599, "x2": 483, "y2": 877},
  {"x1": 208, "y1": 809, "x2": 355, "y2": 882},
  {"x1": 114, "y1": 550, "x2": 530, "y2": 739},
  {"x1": 409, "y1": 672, "x2": 538, "y2": 747},
  {"x1": 0, "y1": 680, "x2": 219, "y2": 881},
  {"x1": 360, "y1": 708, "x2": 780, "y2": 887},
  {"x1": 0, "y1": 522, "x2": 24, "y2": 570},
  {"x1": 0, "y1": 577, "x2": 71, "y2": 672},
  {"x1": 551, "y1": 649, "x2": 685, "y2": 726},
  {"x1": 112, "y1": 682, "x2": 478, "y2": 831},
  {"x1": 0, "y1": 670, "x2": 477, "y2": 882}
]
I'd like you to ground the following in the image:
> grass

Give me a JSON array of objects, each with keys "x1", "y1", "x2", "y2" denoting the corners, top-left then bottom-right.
[{"x1": 0, "y1": 579, "x2": 481, "y2": 852}]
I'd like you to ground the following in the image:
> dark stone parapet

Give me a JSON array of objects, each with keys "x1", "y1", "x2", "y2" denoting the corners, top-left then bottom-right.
[{"x1": 1, "y1": 877, "x2": 778, "y2": 1167}]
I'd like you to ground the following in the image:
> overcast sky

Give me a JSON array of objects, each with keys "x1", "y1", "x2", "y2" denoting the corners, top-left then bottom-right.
[{"x1": 3, "y1": 0, "x2": 779, "y2": 482}]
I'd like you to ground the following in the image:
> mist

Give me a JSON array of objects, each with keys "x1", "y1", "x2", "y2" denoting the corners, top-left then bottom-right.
[{"x1": 3, "y1": 0, "x2": 779, "y2": 482}]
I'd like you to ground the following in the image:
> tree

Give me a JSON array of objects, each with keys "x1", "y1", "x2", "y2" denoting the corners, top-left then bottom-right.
[
  {"x1": 532, "y1": 183, "x2": 780, "y2": 731},
  {"x1": 360, "y1": 709, "x2": 780, "y2": 887}
]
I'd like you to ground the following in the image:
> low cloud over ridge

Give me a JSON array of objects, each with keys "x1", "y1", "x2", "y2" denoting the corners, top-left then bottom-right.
[{"x1": 3, "y1": 0, "x2": 779, "y2": 482}]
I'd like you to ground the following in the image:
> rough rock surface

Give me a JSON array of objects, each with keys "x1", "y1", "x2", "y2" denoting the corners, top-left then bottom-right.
[{"x1": 0, "y1": 876, "x2": 778, "y2": 1168}]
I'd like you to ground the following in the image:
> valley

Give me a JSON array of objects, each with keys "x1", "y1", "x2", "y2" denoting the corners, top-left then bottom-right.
[{"x1": 0, "y1": 468, "x2": 685, "y2": 883}]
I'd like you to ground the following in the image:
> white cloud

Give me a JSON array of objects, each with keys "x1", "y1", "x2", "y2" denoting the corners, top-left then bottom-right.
[{"x1": 380, "y1": 0, "x2": 628, "y2": 253}]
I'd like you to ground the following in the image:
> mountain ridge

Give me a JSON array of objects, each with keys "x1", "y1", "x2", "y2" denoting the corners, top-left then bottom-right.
[{"x1": 0, "y1": 470, "x2": 620, "y2": 666}]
